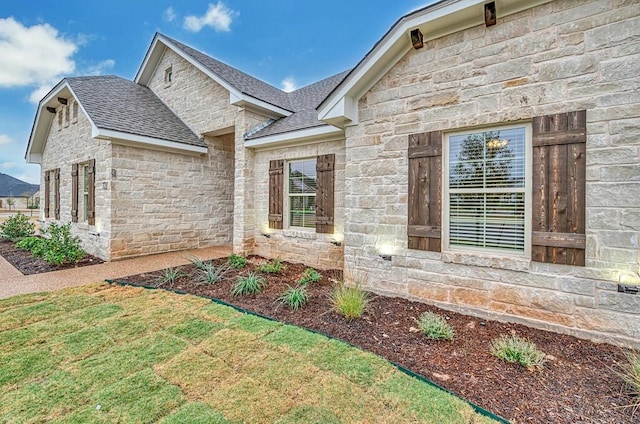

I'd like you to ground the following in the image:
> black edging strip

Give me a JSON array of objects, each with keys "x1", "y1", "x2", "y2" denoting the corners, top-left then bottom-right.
[{"x1": 105, "y1": 279, "x2": 509, "y2": 423}]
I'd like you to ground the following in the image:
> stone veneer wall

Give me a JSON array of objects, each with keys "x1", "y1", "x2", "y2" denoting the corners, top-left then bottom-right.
[
  {"x1": 40, "y1": 101, "x2": 111, "y2": 259},
  {"x1": 345, "y1": 0, "x2": 640, "y2": 346},
  {"x1": 251, "y1": 139, "x2": 345, "y2": 270}
]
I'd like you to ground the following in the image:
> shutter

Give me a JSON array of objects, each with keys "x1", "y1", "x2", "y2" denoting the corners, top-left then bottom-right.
[
  {"x1": 44, "y1": 171, "x2": 50, "y2": 218},
  {"x1": 71, "y1": 163, "x2": 78, "y2": 222},
  {"x1": 408, "y1": 131, "x2": 442, "y2": 252},
  {"x1": 532, "y1": 110, "x2": 586, "y2": 266},
  {"x1": 268, "y1": 159, "x2": 284, "y2": 229},
  {"x1": 88, "y1": 159, "x2": 96, "y2": 226},
  {"x1": 316, "y1": 154, "x2": 335, "y2": 234},
  {"x1": 54, "y1": 168, "x2": 60, "y2": 220}
]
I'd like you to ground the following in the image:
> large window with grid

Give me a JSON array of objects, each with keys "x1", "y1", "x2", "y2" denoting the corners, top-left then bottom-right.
[
  {"x1": 288, "y1": 159, "x2": 317, "y2": 229},
  {"x1": 444, "y1": 125, "x2": 530, "y2": 255}
]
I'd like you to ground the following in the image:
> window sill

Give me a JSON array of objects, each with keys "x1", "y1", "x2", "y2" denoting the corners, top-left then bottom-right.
[
  {"x1": 441, "y1": 250, "x2": 530, "y2": 272},
  {"x1": 282, "y1": 228, "x2": 316, "y2": 240}
]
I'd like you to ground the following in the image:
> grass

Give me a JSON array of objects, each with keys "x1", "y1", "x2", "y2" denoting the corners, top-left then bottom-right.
[
  {"x1": 618, "y1": 351, "x2": 640, "y2": 414},
  {"x1": 330, "y1": 282, "x2": 370, "y2": 319},
  {"x1": 417, "y1": 311, "x2": 455, "y2": 341},
  {"x1": 490, "y1": 334, "x2": 546, "y2": 370},
  {"x1": 0, "y1": 283, "x2": 497, "y2": 423}
]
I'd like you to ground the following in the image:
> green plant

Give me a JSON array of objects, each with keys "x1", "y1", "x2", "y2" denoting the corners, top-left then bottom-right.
[
  {"x1": 278, "y1": 285, "x2": 309, "y2": 310},
  {"x1": 298, "y1": 267, "x2": 322, "y2": 285},
  {"x1": 156, "y1": 267, "x2": 185, "y2": 287},
  {"x1": 0, "y1": 212, "x2": 35, "y2": 242},
  {"x1": 490, "y1": 335, "x2": 546, "y2": 370},
  {"x1": 187, "y1": 254, "x2": 210, "y2": 270},
  {"x1": 416, "y1": 312, "x2": 455, "y2": 341},
  {"x1": 15, "y1": 236, "x2": 44, "y2": 252},
  {"x1": 232, "y1": 272, "x2": 265, "y2": 296},
  {"x1": 259, "y1": 258, "x2": 283, "y2": 274},
  {"x1": 228, "y1": 253, "x2": 248, "y2": 269},
  {"x1": 330, "y1": 283, "x2": 369, "y2": 319},
  {"x1": 618, "y1": 351, "x2": 640, "y2": 413},
  {"x1": 196, "y1": 262, "x2": 231, "y2": 285},
  {"x1": 38, "y1": 222, "x2": 85, "y2": 265}
]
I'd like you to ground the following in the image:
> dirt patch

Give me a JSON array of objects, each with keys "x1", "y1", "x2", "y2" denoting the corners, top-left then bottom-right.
[
  {"x1": 0, "y1": 239, "x2": 103, "y2": 275},
  {"x1": 114, "y1": 256, "x2": 635, "y2": 423}
]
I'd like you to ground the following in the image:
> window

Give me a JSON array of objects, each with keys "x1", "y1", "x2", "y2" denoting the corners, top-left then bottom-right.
[
  {"x1": 164, "y1": 67, "x2": 173, "y2": 85},
  {"x1": 76, "y1": 164, "x2": 90, "y2": 222},
  {"x1": 444, "y1": 125, "x2": 530, "y2": 255},
  {"x1": 288, "y1": 159, "x2": 317, "y2": 229}
]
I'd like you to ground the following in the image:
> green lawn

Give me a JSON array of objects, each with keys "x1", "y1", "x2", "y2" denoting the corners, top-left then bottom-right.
[{"x1": 0, "y1": 283, "x2": 496, "y2": 423}]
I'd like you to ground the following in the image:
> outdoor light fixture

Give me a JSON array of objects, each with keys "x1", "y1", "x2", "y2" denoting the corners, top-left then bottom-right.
[
  {"x1": 57, "y1": 97, "x2": 68, "y2": 105},
  {"x1": 46, "y1": 107, "x2": 56, "y2": 114},
  {"x1": 379, "y1": 254, "x2": 392, "y2": 261},
  {"x1": 89, "y1": 231, "x2": 100, "y2": 237},
  {"x1": 484, "y1": 2, "x2": 497, "y2": 27},
  {"x1": 261, "y1": 233, "x2": 271, "y2": 238},
  {"x1": 410, "y1": 28, "x2": 424, "y2": 49},
  {"x1": 330, "y1": 240, "x2": 342, "y2": 246}
]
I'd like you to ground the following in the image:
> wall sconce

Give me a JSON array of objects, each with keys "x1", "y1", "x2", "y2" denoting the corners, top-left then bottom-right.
[
  {"x1": 410, "y1": 28, "x2": 424, "y2": 49},
  {"x1": 89, "y1": 231, "x2": 100, "y2": 237},
  {"x1": 330, "y1": 240, "x2": 342, "y2": 246},
  {"x1": 46, "y1": 107, "x2": 56, "y2": 114},
  {"x1": 484, "y1": 2, "x2": 497, "y2": 27},
  {"x1": 379, "y1": 254, "x2": 392, "y2": 261},
  {"x1": 261, "y1": 233, "x2": 271, "y2": 238}
]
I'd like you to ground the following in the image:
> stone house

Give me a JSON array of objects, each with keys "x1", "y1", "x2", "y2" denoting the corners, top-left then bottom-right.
[{"x1": 26, "y1": 0, "x2": 639, "y2": 346}]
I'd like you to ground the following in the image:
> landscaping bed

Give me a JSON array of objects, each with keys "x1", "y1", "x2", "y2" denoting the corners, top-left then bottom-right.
[
  {"x1": 0, "y1": 239, "x2": 103, "y2": 275},
  {"x1": 115, "y1": 256, "x2": 635, "y2": 424}
]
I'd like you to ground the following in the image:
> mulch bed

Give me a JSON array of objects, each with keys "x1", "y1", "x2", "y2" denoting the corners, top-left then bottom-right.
[
  {"x1": 0, "y1": 239, "x2": 103, "y2": 275},
  {"x1": 113, "y1": 256, "x2": 636, "y2": 424}
]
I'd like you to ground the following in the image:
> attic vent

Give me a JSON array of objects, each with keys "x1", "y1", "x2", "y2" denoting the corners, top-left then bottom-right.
[
  {"x1": 164, "y1": 67, "x2": 173, "y2": 85},
  {"x1": 244, "y1": 118, "x2": 277, "y2": 139}
]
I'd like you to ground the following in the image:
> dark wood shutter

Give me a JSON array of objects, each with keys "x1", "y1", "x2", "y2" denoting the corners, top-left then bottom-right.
[
  {"x1": 44, "y1": 171, "x2": 50, "y2": 218},
  {"x1": 71, "y1": 163, "x2": 78, "y2": 223},
  {"x1": 87, "y1": 159, "x2": 96, "y2": 226},
  {"x1": 408, "y1": 131, "x2": 442, "y2": 252},
  {"x1": 268, "y1": 159, "x2": 284, "y2": 229},
  {"x1": 532, "y1": 110, "x2": 586, "y2": 266},
  {"x1": 54, "y1": 168, "x2": 60, "y2": 220},
  {"x1": 316, "y1": 154, "x2": 335, "y2": 234}
]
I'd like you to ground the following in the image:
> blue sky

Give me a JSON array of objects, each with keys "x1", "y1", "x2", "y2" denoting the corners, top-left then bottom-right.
[{"x1": 0, "y1": 0, "x2": 432, "y2": 184}]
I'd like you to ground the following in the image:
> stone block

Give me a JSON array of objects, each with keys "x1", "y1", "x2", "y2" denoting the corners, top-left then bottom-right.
[{"x1": 537, "y1": 55, "x2": 597, "y2": 81}]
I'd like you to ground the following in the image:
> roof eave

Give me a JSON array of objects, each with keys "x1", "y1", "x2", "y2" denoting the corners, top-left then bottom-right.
[
  {"x1": 96, "y1": 128, "x2": 208, "y2": 155},
  {"x1": 317, "y1": 0, "x2": 553, "y2": 127},
  {"x1": 244, "y1": 125, "x2": 344, "y2": 149}
]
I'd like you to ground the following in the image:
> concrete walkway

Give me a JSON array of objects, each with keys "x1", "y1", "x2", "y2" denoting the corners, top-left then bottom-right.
[{"x1": 0, "y1": 245, "x2": 232, "y2": 299}]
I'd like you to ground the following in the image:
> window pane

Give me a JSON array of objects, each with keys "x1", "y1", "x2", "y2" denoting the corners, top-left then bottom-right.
[
  {"x1": 289, "y1": 161, "x2": 317, "y2": 194},
  {"x1": 450, "y1": 192, "x2": 525, "y2": 251},
  {"x1": 290, "y1": 195, "x2": 316, "y2": 228},
  {"x1": 449, "y1": 128, "x2": 525, "y2": 189}
]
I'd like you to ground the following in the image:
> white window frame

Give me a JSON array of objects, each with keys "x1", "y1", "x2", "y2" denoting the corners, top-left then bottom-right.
[
  {"x1": 285, "y1": 158, "x2": 317, "y2": 231},
  {"x1": 442, "y1": 122, "x2": 532, "y2": 258}
]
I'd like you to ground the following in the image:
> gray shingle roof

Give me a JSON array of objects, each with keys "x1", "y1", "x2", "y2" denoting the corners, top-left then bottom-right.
[
  {"x1": 162, "y1": 35, "x2": 294, "y2": 112},
  {"x1": 245, "y1": 70, "x2": 350, "y2": 140},
  {"x1": 0, "y1": 173, "x2": 39, "y2": 197},
  {"x1": 67, "y1": 76, "x2": 205, "y2": 148}
]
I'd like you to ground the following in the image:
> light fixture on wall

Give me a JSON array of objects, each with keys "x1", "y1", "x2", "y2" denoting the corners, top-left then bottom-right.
[
  {"x1": 89, "y1": 231, "x2": 100, "y2": 237},
  {"x1": 410, "y1": 28, "x2": 424, "y2": 49},
  {"x1": 330, "y1": 240, "x2": 342, "y2": 246},
  {"x1": 379, "y1": 254, "x2": 392, "y2": 261},
  {"x1": 261, "y1": 233, "x2": 271, "y2": 238},
  {"x1": 484, "y1": 2, "x2": 497, "y2": 27}
]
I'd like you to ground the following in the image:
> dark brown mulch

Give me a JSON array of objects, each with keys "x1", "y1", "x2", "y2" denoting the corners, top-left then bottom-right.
[
  {"x1": 119, "y1": 257, "x2": 634, "y2": 422},
  {"x1": 0, "y1": 239, "x2": 103, "y2": 275}
]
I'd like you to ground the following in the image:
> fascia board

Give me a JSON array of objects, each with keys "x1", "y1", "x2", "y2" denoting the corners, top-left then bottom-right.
[
  {"x1": 96, "y1": 129, "x2": 208, "y2": 154},
  {"x1": 244, "y1": 125, "x2": 343, "y2": 149}
]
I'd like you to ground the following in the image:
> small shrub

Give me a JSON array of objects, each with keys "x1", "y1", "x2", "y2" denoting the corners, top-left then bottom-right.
[
  {"x1": 39, "y1": 223, "x2": 85, "y2": 265},
  {"x1": 156, "y1": 267, "x2": 185, "y2": 287},
  {"x1": 232, "y1": 273, "x2": 265, "y2": 296},
  {"x1": 196, "y1": 262, "x2": 231, "y2": 285},
  {"x1": 228, "y1": 253, "x2": 248, "y2": 269},
  {"x1": 618, "y1": 351, "x2": 640, "y2": 413},
  {"x1": 490, "y1": 335, "x2": 546, "y2": 370},
  {"x1": 0, "y1": 212, "x2": 35, "y2": 242},
  {"x1": 187, "y1": 254, "x2": 210, "y2": 271},
  {"x1": 298, "y1": 267, "x2": 322, "y2": 285},
  {"x1": 330, "y1": 283, "x2": 369, "y2": 319},
  {"x1": 16, "y1": 236, "x2": 43, "y2": 252},
  {"x1": 259, "y1": 259, "x2": 283, "y2": 274},
  {"x1": 416, "y1": 312, "x2": 455, "y2": 341},
  {"x1": 278, "y1": 285, "x2": 308, "y2": 310}
]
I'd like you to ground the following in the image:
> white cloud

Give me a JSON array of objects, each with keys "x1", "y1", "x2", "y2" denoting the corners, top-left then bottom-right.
[
  {"x1": 184, "y1": 2, "x2": 235, "y2": 32},
  {"x1": 0, "y1": 134, "x2": 12, "y2": 146},
  {"x1": 281, "y1": 77, "x2": 297, "y2": 92},
  {"x1": 0, "y1": 17, "x2": 77, "y2": 88},
  {"x1": 1, "y1": 162, "x2": 17, "y2": 169},
  {"x1": 164, "y1": 7, "x2": 177, "y2": 22},
  {"x1": 84, "y1": 59, "x2": 116, "y2": 76}
]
